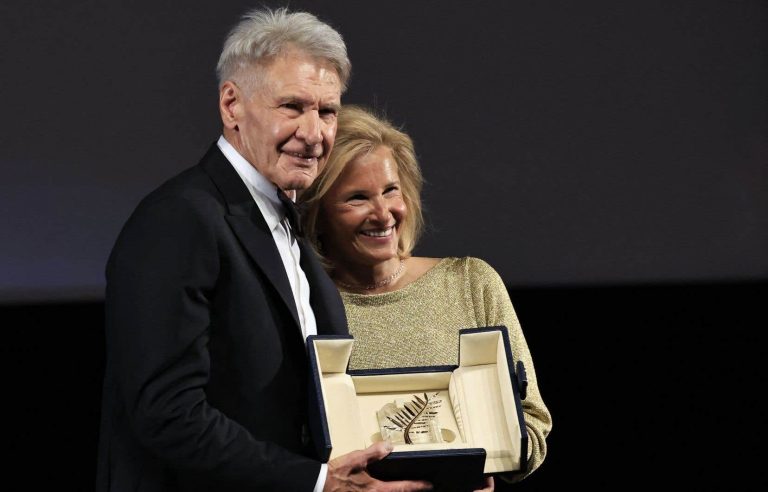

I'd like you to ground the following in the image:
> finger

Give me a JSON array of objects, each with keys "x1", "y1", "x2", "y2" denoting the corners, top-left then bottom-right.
[
  {"x1": 376, "y1": 479, "x2": 433, "y2": 491},
  {"x1": 473, "y1": 475, "x2": 494, "y2": 492},
  {"x1": 360, "y1": 440, "x2": 394, "y2": 465}
]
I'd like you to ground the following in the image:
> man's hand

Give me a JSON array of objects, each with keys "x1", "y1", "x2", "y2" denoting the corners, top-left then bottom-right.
[
  {"x1": 474, "y1": 476, "x2": 494, "y2": 492},
  {"x1": 324, "y1": 441, "x2": 433, "y2": 491}
]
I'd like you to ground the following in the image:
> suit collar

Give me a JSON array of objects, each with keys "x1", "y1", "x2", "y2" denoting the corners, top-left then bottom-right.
[
  {"x1": 216, "y1": 135, "x2": 286, "y2": 232},
  {"x1": 199, "y1": 143, "x2": 254, "y2": 217}
]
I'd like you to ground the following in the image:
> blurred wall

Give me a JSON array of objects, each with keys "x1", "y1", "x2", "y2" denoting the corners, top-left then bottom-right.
[{"x1": 1, "y1": 0, "x2": 765, "y2": 302}]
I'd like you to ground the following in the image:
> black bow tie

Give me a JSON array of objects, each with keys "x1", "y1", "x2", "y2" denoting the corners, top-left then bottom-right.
[{"x1": 277, "y1": 189, "x2": 303, "y2": 238}]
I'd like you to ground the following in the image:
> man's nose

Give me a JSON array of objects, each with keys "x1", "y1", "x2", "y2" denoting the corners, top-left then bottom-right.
[{"x1": 295, "y1": 110, "x2": 322, "y2": 146}]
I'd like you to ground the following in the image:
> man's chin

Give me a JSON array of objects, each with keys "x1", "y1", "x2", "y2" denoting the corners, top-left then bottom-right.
[
  {"x1": 274, "y1": 160, "x2": 322, "y2": 190},
  {"x1": 278, "y1": 175, "x2": 316, "y2": 192}
]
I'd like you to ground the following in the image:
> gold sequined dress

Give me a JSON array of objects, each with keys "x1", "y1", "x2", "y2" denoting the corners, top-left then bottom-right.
[{"x1": 340, "y1": 257, "x2": 552, "y2": 481}]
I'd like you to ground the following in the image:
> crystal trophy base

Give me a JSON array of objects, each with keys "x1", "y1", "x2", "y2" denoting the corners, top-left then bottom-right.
[{"x1": 377, "y1": 392, "x2": 455, "y2": 445}]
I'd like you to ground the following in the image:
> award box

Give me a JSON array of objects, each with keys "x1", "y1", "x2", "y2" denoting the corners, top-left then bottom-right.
[{"x1": 307, "y1": 326, "x2": 529, "y2": 491}]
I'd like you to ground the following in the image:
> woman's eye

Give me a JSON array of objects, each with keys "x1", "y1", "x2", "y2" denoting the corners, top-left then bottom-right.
[{"x1": 347, "y1": 194, "x2": 366, "y2": 202}]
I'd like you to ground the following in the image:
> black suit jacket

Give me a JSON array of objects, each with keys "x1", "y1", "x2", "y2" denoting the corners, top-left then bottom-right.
[{"x1": 96, "y1": 143, "x2": 348, "y2": 492}]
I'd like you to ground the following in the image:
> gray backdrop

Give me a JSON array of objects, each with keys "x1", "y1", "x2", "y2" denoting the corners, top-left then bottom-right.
[{"x1": 1, "y1": 0, "x2": 766, "y2": 302}]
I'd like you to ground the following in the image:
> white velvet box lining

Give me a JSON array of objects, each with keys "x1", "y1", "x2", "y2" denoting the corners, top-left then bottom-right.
[{"x1": 310, "y1": 329, "x2": 523, "y2": 474}]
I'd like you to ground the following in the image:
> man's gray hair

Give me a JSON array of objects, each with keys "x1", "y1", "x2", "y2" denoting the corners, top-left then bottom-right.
[{"x1": 216, "y1": 7, "x2": 351, "y2": 93}]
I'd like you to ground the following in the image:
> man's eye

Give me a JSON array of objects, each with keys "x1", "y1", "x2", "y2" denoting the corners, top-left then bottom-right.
[
  {"x1": 281, "y1": 103, "x2": 301, "y2": 112},
  {"x1": 320, "y1": 108, "x2": 337, "y2": 118}
]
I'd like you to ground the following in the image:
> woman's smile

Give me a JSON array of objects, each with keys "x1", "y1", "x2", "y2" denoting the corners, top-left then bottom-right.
[{"x1": 320, "y1": 145, "x2": 406, "y2": 269}]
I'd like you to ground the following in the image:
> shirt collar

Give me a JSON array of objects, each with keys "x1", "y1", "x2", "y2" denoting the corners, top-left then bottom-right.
[{"x1": 217, "y1": 135, "x2": 285, "y2": 231}]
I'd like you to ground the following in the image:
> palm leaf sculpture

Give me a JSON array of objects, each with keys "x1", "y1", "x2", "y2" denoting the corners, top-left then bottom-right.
[{"x1": 382, "y1": 392, "x2": 442, "y2": 444}]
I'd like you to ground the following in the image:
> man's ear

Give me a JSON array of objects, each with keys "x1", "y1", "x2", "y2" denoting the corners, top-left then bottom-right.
[{"x1": 219, "y1": 81, "x2": 241, "y2": 130}]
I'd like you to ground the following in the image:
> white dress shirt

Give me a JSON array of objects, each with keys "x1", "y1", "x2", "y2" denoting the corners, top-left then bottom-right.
[{"x1": 217, "y1": 136, "x2": 328, "y2": 491}]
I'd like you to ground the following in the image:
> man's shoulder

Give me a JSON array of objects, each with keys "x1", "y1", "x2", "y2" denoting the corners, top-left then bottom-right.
[
  {"x1": 145, "y1": 163, "x2": 209, "y2": 201},
  {"x1": 137, "y1": 143, "x2": 225, "y2": 208},
  {"x1": 115, "y1": 143, "x2": 231, "y2": 235}
]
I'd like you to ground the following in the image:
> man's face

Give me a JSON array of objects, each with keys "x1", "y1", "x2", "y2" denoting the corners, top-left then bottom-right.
[{"x1": 221, "y1": 48, "x2": 342, "y2": 191}]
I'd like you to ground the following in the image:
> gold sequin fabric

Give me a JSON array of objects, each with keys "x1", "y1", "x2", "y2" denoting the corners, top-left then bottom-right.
[{"x1": 340, "y1": 257, "x2": 552, "y2": 481}]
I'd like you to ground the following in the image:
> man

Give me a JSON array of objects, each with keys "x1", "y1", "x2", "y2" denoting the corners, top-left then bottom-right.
[{"x1": 96, "y1": 7, "x2": 432, "y2": 492}]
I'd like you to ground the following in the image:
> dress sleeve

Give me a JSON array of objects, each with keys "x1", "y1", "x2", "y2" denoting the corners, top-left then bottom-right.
[{"x1": 465, "y1": 257, "x2": 553, "y2": 482}]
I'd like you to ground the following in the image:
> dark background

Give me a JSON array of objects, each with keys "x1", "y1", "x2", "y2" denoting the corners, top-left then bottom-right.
[{"x1": 1, "y1": 0, "x2": 766, "y2": 490}]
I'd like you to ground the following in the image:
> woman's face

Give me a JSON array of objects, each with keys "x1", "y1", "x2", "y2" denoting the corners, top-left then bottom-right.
[{"x1": 319, "y1": 145, "x2": 407, "y2": 269}]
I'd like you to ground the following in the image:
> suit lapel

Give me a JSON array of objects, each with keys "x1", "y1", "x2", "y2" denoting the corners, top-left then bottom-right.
[
  {"x1": 226, "y1": 215, "x2": 301, "y2": 329},
  {"x1": 200, "y1": 144, "x2": 301, "y2": 328},
  {"x1": 299, "y1": 238, "x2": 348, "y2": 336}
]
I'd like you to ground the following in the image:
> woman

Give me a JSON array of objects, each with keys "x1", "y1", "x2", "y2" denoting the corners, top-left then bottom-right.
[{"x1": 299, "y1": 105, "x2": 551, "y2": 484}]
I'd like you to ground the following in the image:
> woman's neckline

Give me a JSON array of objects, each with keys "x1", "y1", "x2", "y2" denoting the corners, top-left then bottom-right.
[{"x1": 338, "y1": 257, "x2": 447, "y2": 298}]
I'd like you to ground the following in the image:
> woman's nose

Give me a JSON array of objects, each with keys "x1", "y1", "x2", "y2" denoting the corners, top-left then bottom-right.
[{"x1": 370, "y1": 199, "x2": 392, "y2": 223}]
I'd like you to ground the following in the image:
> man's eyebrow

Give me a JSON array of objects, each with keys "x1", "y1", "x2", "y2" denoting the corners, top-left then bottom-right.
[
  {"x1": 277, "y1": 95, "x2": 340, "y2": 110},
  {"x1": 277, "y1": 95, "x2": 311, "y2": 105}
]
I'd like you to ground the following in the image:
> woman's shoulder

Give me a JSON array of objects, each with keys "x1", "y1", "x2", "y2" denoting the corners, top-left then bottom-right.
[
  {"x1": 446, "y1": 257, "x2": 508, "y2": 291},
  {"x1": 403, "y1": 256, "x2": 504, "y2": 290},
  {"x1": 439, "y1": 256, "x2": 500, "y2": 275}
]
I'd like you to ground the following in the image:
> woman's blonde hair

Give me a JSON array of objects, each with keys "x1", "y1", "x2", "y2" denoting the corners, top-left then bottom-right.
[{"x1": 299, "y1": 105, "x2": 424, "y2": 265}]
